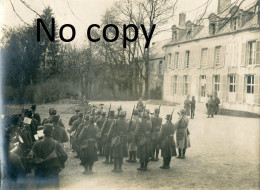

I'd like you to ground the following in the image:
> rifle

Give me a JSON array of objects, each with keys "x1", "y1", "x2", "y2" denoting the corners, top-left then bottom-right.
[
  {"x1": 158, "y1": 104, "x2": 161, "y2": 114},
  {"x1": 107, "y1": 104, "x2": 111, "y2": 120},
  {"x1": 170, "y1": 108, "x2": 175, "y2": 121},
  {"x1": 129, "y1": 105, "x2": 135, "y2": 127}
]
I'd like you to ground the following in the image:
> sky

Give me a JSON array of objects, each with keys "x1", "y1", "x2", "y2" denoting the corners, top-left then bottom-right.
[{"x1": 0, "y1": 0, "x2": 256, "y2": 44}]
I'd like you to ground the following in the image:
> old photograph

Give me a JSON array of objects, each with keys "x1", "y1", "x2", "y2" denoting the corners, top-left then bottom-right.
[{"x1": 0, "y1": 0, "x2": 259, "y2": 189}]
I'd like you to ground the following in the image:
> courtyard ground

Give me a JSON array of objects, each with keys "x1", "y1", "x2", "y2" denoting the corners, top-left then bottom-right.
[{"x1": 5, "y1": 100, "x2": 260, "y2": 190}]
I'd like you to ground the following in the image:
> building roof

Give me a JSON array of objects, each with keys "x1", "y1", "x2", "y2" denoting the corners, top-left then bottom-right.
[
  {"x1": 164, "y1": 3, "x2": 259, "y2": 48},
  {"x1": 149, "y1": 39, "x2": 172, "y2": 60}
]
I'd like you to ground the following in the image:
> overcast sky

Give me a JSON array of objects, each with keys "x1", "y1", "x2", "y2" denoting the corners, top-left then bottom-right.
[{"x1": 0, "y1": 0, "x2": 255, "y2": 44}]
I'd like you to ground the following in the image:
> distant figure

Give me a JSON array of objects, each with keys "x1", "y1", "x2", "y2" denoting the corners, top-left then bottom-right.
[
  {"x1": 184, "y1": 95, "x2": 191, "y2": 116},
  {"x1": 214, "y1": 93, "x2": 221, "y2": 115},
  {"x1": 68, "y1": 106, "x2": 80, "y2": 126},
  {"x1": 207, "y1": 95, "x2": 214, "y2": 118},
  {"x1": 151, "y1": 108, "x2": 162, "y2": 161},
  {"x1": 137, "y1": 98, "x2": 144, "y2": 111},
  {"x1": 190, "y1": 96, "x2": 196, "y2": 119},
  {"x1": 28, "y1": 124, "x2": 68, "y2": 189},
  {"x1": 31, "y1": 105, "x2": 41, "y2": 126},
  {"x1": 52, "y1": 115, "x2": 69, "y2": 144},
  {"x1": 175, "y1": 109, "x2": 190, "y2": 159}
]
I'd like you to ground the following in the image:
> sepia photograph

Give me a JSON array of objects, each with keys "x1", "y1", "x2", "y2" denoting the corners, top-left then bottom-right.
[{"x1": 0, "y1": 0, "x2": 259, "y2": 189}]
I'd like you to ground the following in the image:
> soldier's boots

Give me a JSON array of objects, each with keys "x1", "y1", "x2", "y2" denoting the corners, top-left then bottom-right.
[
  {"x1": 143, "y1": 161, "x2": 148, "y2": 171},
  {"x1": 137, "y1": 162, "x2": 144, "y2": 171},
  {"x1": 112, "y1": 158, "x2": 118, "y2": 173},
  {"x1": 126, "y1": 152, "x2": 133, "y2": 162},
  {"x1": 118, "y1": 158, "x2": 123, "y2": 173},
  {"x1": 103, "y1": 155, "x2": 110, "y2": 164}
]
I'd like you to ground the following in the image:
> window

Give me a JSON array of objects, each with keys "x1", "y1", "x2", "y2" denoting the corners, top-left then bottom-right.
[
  {"x1": 214, "y1": 75, "x2": 220, "y2": 93},
  {"x1": 209, "y1": 23, "x2": 216, "y2": 35},
  {"x1": 247, "y1": 41, "x2": 256, "y2": 65},
  {"x1": 232, "y1": 17, "x2": 239, "y2": 31},
  {"x1": 201, "y1": 48, "x2": 208, "y2": 68},
  {"x1": 173, "y1": 75, "x2": 178, "y2": 94},
  {"x1": 168, "y1": 53, "x2": 172, "y2": 69},
  {"x1": 172, "y1": 31, "x2": 177, "y2": 41},
  {"x1": 183, "y1": 75, "x2": 188, "y2": 95},
  {"x1": 246, "y1": 75, "x2": 254, "y2": 94},
  {"x1": 159, "y1": 60, "x2": 163, "y2": 75},
  {"x1": 229, "y1": 75, "x2": 236, "y2": 92},
  {"x1": 186, "y1": 30, "x2": 191, "y2": 40},
  {"x1": 200, "y1": 75, "x2": 206, "y2": 97},
  {"x1": 185, "y1": 51, "x2": 190, "y2": 68},
  {"x1": 215, "y1": 46, "x2": 221, "y2": 67},
  {"x1": 174, "y1": 52, "x2": 179, "y2": 69}
]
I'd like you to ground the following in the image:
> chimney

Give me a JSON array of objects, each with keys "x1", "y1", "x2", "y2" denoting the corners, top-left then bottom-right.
[
  {"x1": 218, "y1": 0, "x2": 231, "y2": 14},
  {"x1": 179, "y1": 13, "x2": 186, "y2": 27}
]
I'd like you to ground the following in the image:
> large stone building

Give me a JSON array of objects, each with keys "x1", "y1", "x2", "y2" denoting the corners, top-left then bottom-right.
[{"x1": 162, "y1": 0, "x2": 260, "y2": 113}]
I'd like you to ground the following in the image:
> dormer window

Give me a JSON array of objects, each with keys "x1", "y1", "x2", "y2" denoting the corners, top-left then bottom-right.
[
  {"x1": 172, "y1": 31, "x2": 177, "y2": 41},
  {"x1": 231, "y1": 17, "x2": 240, "y2": 31},
  {"x1": 209, "y1": 23, "x2": 216, "y2": 35},
  {"x1": 186, "y1": 30, "x2": 192, "y2": 40}
]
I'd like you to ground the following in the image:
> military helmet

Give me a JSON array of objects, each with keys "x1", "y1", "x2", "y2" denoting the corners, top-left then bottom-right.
[
  {"x1": 178, "y1": 109, "x2": 186, "y2": 116},
  {"x1": 50, "y1": 109, "x2": 57, "y2": 116},
  {"x1": 165, "y1": 114, "x2": 172, "y2": 120},
  {"x1": 31, "y1": 104, "x2": 36, "y2": 111},
  {"x1": 142, "y1": 112, "x2": 148, "y2": 118},
  {"x1": 79, "y1": 112, "x2": 84, "y2": 117},
  {"x1": 97, "y1": 109, "x2": 102, "y2": 114},
  {"x1": 101, "y1": 111, "x2": 106, "y2": 116},
  {"x1": 51, "y1": 115, "x2": 60, "y2": 123},
  {"x1": 154, "y1": 108, "x2": 159, "y2": 113},
  {"x1": 75, "y1": 106, "x2": 80, "y2": 112}
]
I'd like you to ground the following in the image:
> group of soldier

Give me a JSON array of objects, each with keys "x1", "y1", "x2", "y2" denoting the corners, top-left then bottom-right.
[
  {"x1": 2, "y1": 99, "x2": 191, "y2": 189},
  {"x1": 67, "y1": 99, "x2": 191, "y2": 175}
]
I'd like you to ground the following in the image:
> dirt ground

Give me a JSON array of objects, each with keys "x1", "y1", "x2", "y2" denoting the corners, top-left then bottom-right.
[{"x1": 5, "y1": 100, "x2": 260, "y2": 190}]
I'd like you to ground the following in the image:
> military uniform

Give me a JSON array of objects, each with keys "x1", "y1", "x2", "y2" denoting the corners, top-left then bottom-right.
[
  {"x1": 175, "y1": 109, "x2": 191, "y2": 158},
  {"x1": 78, "y1": 122, "x2": 99, "y2": 174},
  {"x1": 100, "y1": 111, "x2": 115, "y2": 164},
  {"x1": 135, "y1": 113, "x2": 152, "y2": 171},
  {"x1": 184, "y1": 97, "x2": 191, "y2": 116},
  {"x1": 191, "y1": 97, "x2": 196, "y2": 119},
  {"x1": 214, "y1": 97, "x2": 220, "y2": 115},
  {"x1": 207, "y1": 96, "x2": 214, "y2": 117},
  {"x1": 108, "y1": 112, "x2": 128, "y2": 172},
  {"x1": 126, "y1": 111, "x2": 139, "y2": 163},
  {"x1": 96, "y1": 113, "x2": 106, "y2": 155},
  {"x1": 52, "y1": 116, "x2": 69, "y2": 144},
  {"x1": 28, "y1": 125, "x2": 68, "y2": 189},
  {"x1": 159, "y1": 115, "x2": 177, "y2": 169},
  {"x1": 151, "y1": 110, "x2": 162, "y2": 161}
]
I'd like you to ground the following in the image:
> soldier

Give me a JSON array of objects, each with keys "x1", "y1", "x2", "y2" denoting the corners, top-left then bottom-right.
[
  {"x1": 99, "y1": 104, "x2": 104, "y2": 111},
  {"x1": 100, "y1": 110, "x2": 115, "y2": 164},
  {"x1": 158, "y1": 114, "x2": 177, "y2": 169},
  {"x1": 137, "y1": 98, "x2": 144, "y2": 111},
  {"x1": 175, "y1": 109, "x2": 191, "y2": 159},
  {"x1": 207, "y1": 95, "x2": 214, "y2": 118},
  {"x1": 96, "y1": 111, "x2": 106, "y2": 156},
  {"x1": 184, "y1": 95, "x2": 191, "y2": 116},
  {"x1": 190, "y1": 96, "x2": 196, "y2": 119},
  {"x1": 108, "y1": 111, "x2": 128, "y2": 173},
  {"x1": 78, "y1": 117, "x2": 99, "y2": 175},
  {"x1": 135, "y1": 113, "x2": 152, "y2": 171},
  {"x1": 214, "y1": 93, "x2": 221, "y2": 115},
  {"x1": 28, "y1": 124, "x2": 68, "y2": 189},
  {"x1": 52, "y1": 115, "x2": 69, "y2": 144},
  {"x1": 137, "y1": 107, "x2": 143, "y2": 119},
  {"x1": 126, "y1": 109, "x2": 139, "y2": 163},
  {"x1": 42, "y1": 108, "x2": 55, "y2": 125},
  {"x1": 94, "y1": 109, "x2": 101, "y2": 122},
  {"x1": 31, "y1": 105, "x2": 41, "y2": 126},
  {"x1": 68, "y1": 113, "x2": 83, "y2": 153},
  {"x1": 151, "y1": 108, "x2": 162, "y2": 161},
  {"x1": 68, "y1": 106, "x2": 80, "y2": 126}
]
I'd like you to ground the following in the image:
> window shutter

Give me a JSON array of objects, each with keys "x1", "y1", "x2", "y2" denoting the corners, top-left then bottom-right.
[
  {"x1": 256, "y1": 41, "x2": 260, "y2": 65},
  {"x1": 221, "y1": 74, "x2": 227, "y2": 101},
  {"x1": 208, "y1": 48, "x2": 214, "y2": 68},
  {"x1": 196, "y1": 76, "x2": 200, "y2": 100},
  {"x1": 207, "y1": 75, "x2": 213, "y2": 95},
  {"x1": 236, "y1": 75, "x2": 244, "y2": 103},
  {"x1": 171, "y1": 53, "x2": 174, "y2": 70},
  {"x1": 179, "y1": 52, "x2": 183, "y2": 69},
  {"x1": 240, "y1": 43, "x2": 246, "y2": 66},
  {"x1": 198, "y1": 50, "x2": 202, "y2": 68},
  {"x1": 178, "y1": 76, "x2": 183, "y2": 95},
  {"x1": 188, "y1": 75, "x2": 191, "y2": 96},
  {"x1": 254, "y1": 75, "x2": 260, "y2": 105},
  {"x1": 220, "y1": 46, "x2": 226, "y2": 67}
]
